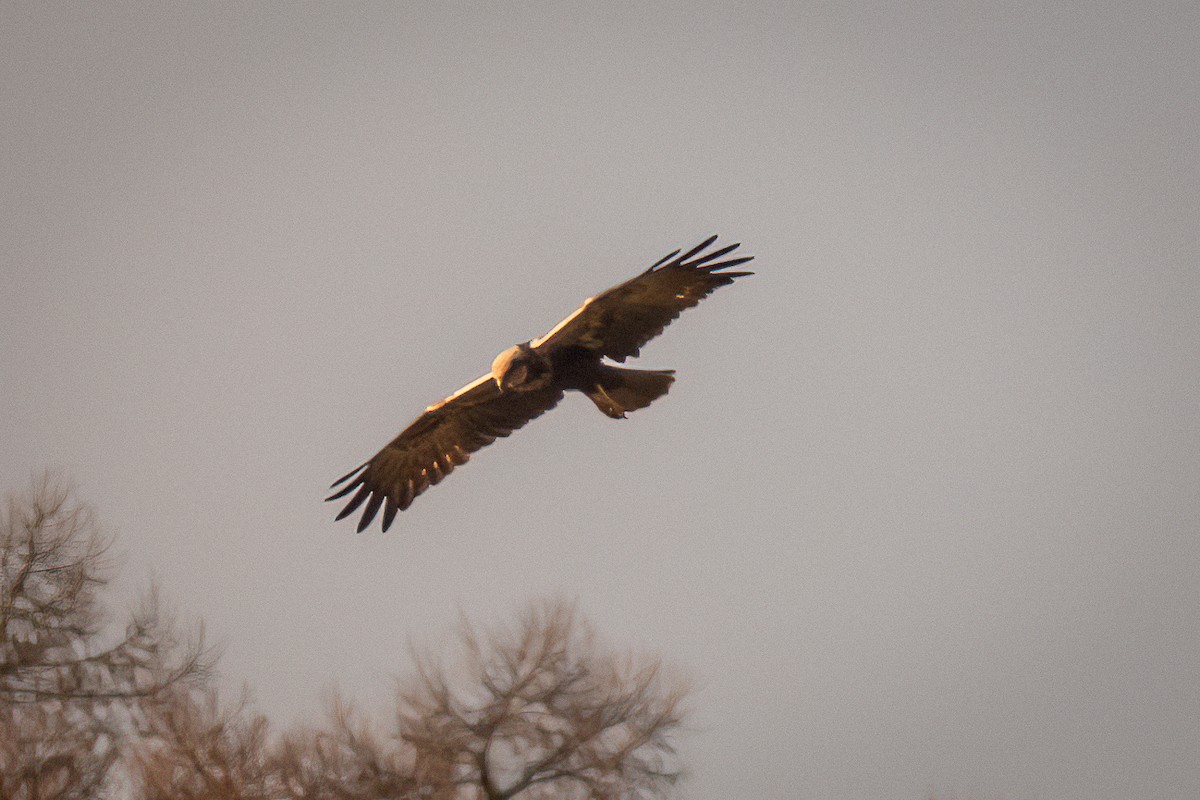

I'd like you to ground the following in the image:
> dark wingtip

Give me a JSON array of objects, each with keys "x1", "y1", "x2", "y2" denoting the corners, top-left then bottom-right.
[
  {"x1": 676, "y1": 234, "x2": 720, "y2": 264},
  {"x1": 356, "y1": 493, "x2": 384, "y2": 533},
  {"x1": 689, "y1": 242, "x2": 741, "y2": 268},
  {"x1": 648, "y1": 247, "x2": 682, "y2": 271},
  {"x1": 329, "y1": 462, "x2": 368, "y2": 490},
  {"x1": 325, "y1": 482, "x2": 358, "y2": 502},
  {"x1": 380, "y1": 498, "x2": 399, "y2": 531},
  {"x1": 334, "y1": 484, "x2": 372, "y2": 521},
  {"x1": 709, "y1": 255, "x2": 754, "y2": 272}
]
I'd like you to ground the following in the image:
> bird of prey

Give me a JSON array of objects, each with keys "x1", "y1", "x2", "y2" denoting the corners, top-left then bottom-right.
[{"x1": 328, "y1": 235, "x2": 753, "y2": 531}]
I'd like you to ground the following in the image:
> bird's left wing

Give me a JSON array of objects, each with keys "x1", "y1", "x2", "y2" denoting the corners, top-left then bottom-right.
[
  {"x1": 531, "y1": 235, "x2": 753, "y2": 361},
  {"x1": 327, "y1": 375, "x2": 564, "y2": 531}
]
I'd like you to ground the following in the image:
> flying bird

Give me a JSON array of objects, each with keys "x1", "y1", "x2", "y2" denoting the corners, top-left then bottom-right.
[{"x1": 328, "y1": 235, "x2": 753, "y2": 531}]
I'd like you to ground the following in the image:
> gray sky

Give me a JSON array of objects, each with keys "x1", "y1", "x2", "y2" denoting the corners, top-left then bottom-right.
[{"x1": 3, "y1": 2, "x2": 1198, "y2": 798}]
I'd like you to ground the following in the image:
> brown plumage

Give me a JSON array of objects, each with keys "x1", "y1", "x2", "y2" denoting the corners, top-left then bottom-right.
[{"x1": 328, "y1": 235, "x2": 753, "y2": 531}]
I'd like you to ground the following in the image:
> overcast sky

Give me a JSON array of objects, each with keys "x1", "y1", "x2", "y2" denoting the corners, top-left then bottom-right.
[{"x1": 3, "y1": 3, "x2": 1198, "y2": 798}]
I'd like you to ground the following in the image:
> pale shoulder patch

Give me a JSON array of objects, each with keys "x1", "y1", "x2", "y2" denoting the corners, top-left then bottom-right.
[
  {"x1": 426, "y1": 373, "x2": 493, "y2": 412},
  {"x1": 530, "y1": 297, "x2": 594, "y2": 348}
]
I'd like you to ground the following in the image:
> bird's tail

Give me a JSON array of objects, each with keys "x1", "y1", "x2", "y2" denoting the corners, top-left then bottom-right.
[{"x1": 585, "y1": 365, "x2": 675, "y2": 419}]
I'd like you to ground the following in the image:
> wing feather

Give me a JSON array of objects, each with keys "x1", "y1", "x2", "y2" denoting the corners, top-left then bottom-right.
[
  {"x1": 327, "y1": 375, "x2": 563, "y2": 531},
  {"x1": 531, "y1": 235, "x2": 753, "y2": 361}
]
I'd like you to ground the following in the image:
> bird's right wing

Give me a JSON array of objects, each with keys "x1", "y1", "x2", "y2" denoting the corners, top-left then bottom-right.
[
  {"x1": 327, "y1": 375, "x2": 564, "y2": 532},
  {"x1": 531, "y1": 235, "x2": 753, "y2": 361}
]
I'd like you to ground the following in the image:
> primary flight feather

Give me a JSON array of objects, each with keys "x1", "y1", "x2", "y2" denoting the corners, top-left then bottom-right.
[{"x1": 328, "y1": 235, "x2": 753, "y2": 531}]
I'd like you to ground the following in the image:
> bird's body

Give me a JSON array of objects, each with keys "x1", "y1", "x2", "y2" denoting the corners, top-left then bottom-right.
[
  {"x1": 489, "y1": 341, "x2": 677, "y2": 419},
  {"x1": 329, "y1": 235, "x2": 753, "y2": 531}
]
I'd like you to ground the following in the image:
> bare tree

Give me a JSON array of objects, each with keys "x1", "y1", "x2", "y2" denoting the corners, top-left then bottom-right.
[
  {"x1": 0, "y1": 700, "x2": 120, "y2": 800},
  {"x1": 3, "y1": 477, "x2": 689, "y2": 800},
  {"x1": 134, "y1": 690, "x2": 421, "y2": 800},
  {"x1": 399, "y1": 599, "x2": 688, "y2": 800},
  {"x1": 0, "y1": 475, "x2": 212, "y2": 800},
  {"x1": 136, "y1": 601, "x2": 687, "y2": 800},
  {"x1": 272, "y1": 699, "x2": 421, "y2": 800},
  {"x1": 131, "y1": 688, "x2": 274, "y2": 800}
]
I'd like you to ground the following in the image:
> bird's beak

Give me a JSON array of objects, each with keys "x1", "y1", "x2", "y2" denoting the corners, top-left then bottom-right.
[{"x1": 494, "y1": 375, "x2": 505, "y2": 393}]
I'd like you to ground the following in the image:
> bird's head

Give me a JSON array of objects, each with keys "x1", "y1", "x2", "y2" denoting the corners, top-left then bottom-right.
[{"x1": 491, "y1": 343, "x2": 551, "y2": 393}]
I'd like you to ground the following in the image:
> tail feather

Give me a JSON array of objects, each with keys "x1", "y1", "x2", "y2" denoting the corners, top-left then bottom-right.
[{"x1": 585, "y1": 366, "x2": 675, "y2": 419}]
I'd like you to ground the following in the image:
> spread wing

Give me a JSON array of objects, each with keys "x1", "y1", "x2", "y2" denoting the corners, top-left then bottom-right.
[
  {"x1": 327, "y1": 375, "x2": 564, "y2": 532},
  {"x1": 531, "y1": 235, "x2": 753, "y2": 361}
]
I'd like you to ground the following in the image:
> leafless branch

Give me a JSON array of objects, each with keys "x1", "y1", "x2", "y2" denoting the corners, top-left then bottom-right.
[
  {"x1": 399, "y1": 598, "x2": 688, "y2": 800},
  {"x1": 1, "y1": 474, "x2": 215, "y2": 800}
]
